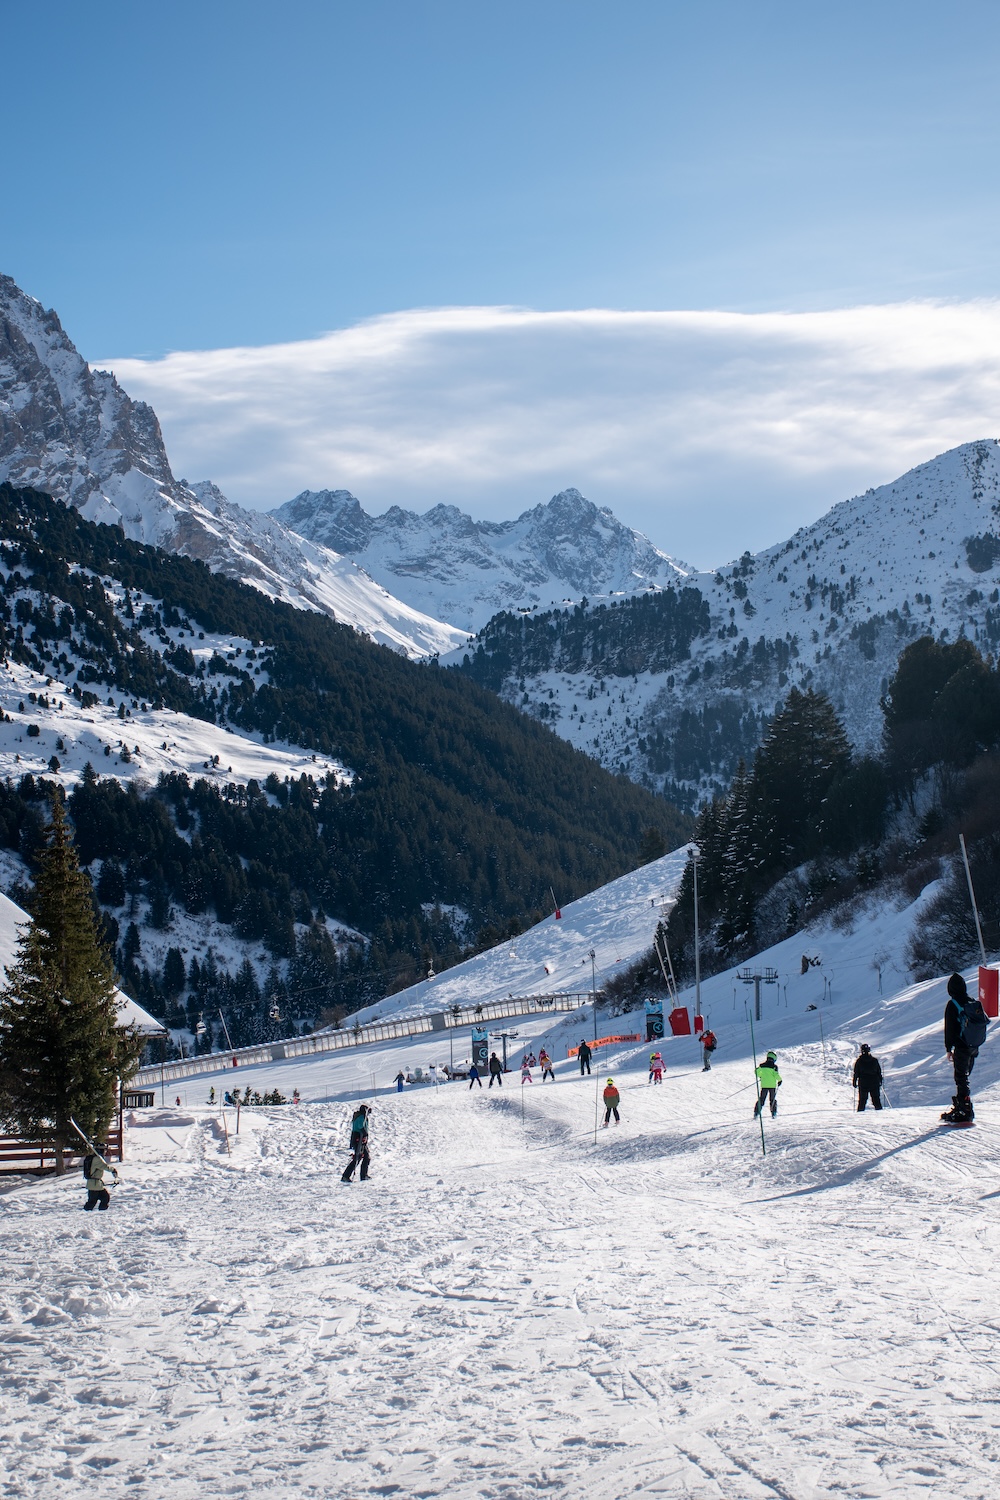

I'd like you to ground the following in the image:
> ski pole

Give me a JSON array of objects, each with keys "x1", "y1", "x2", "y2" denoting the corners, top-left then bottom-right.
[{"x1": 747, "y1": 1010, "x2": 766, "y2": 1158}]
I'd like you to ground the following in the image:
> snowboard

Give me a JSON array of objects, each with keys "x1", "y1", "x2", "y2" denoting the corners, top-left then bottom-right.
[{"x1": 940, "y1": 1118, "x2": 975, "y2": 1128}]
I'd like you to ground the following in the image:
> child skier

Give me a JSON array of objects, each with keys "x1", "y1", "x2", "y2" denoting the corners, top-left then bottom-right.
[
  {"x1": 468, "y1": 1062, "x2": 483, "y2": 1089},
  {"x1": 521, "y1": 1057, "x2": 533, "y2": 1084},
  {"x1": 753, "y1": 1052, "x2": 782, "y2": 1118},
  {"x1": 341, "y1": 1105, "x2": 371, "y2": 1183},
  {"x1": 701, "y1": 1029, "x2": 718, "y2": 1071},
  {"x1": 539, "y1": 1048, "x2": 555, "y2": 1082},
  {"x1": 649, "y1": 1052, "x2": 664, "y2": 1084},
  {"x1": 602, "y1": 1078, "x2": 621, "y2": 1126}
]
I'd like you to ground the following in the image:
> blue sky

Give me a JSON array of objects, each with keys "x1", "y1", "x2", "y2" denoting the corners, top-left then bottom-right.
[
  {"x1": 6, "y1": 0, "x2": 999, "y2": 355},
  {"x1": 5, "y1": 2, "x2": 1000, "y2": 557}
]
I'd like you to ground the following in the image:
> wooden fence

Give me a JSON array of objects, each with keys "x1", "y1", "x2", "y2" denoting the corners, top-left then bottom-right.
[{"x1": 0, "y1": 1123, "x2": 123, "y2": 1175}]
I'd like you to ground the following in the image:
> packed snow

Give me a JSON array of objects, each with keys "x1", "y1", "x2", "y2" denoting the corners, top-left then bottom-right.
[{"x1": 4, "y1": 857, "x2": 1000, "y2": 1498}]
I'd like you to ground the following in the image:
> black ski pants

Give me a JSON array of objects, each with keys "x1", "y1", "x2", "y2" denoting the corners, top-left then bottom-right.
[
  {"x1": 579, "y1": 1056, "x2": 591, "y2": 1075},
  {"x1": 857, "y1": 1084, "x2": 882, "y2": 1110},
  {"x1": 469, "y1": 1075, "x2": 482, "y2": 1089},
  {"x1": 542, "y1": 1067, "x2": 554, "y2": 1081},
  {"x1": 342, "y1": 1147, "x2": 370, "y2": 1182},
  {"x1": 603, "y1": 1106, "x2": 620, "y2": 1124},
  {"x1": 953, "y1": 1044, "x2": 978, "y2": 1098},
  {"x1": 84, "y1": 1189, "x2": 110, "y2": 1211},
  {"x1": 754, "y1": 1087, "x2": 777, "y2": 1117},
  {"x1": 489, "y1": 1072, "x2": 502, "y2": 1087}
]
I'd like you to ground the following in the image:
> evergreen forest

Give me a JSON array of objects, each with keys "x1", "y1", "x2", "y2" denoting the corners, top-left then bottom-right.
[{"x1": 0, "y1": 484, "x2": 688, "y2": 1040}]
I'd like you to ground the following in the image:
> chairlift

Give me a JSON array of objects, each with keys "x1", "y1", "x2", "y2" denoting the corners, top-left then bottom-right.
[{"x1": 269, "y1": 1005, "x2": 282, "y2": 1022}]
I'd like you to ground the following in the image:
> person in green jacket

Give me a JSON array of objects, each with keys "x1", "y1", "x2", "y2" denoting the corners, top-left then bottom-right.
[{"x1": 753, "y1": 1052, "x2": 782, "y2": 1118}]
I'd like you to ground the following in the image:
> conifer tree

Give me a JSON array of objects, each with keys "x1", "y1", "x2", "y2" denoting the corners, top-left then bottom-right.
[{"x1": 0, "y1": 798, "x2": 143, "y2": 1173}]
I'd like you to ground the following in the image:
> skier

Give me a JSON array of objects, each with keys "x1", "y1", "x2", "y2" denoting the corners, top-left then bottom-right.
[
  {"x1": 941, "y1": 972, "x2": 989, "y2": 1124},
  {"x1": 428, "y1": 1063, "x2": 439, "y2": 1086},
  {"x1": 292, "y1": 1089, "x2": 300, "y2": 1105},
  {"x1": 578, "y1": 1039, "x2": 592, "y2": 1076},
  {"x1": 394, "y1": 1070, "x2": 405, "y2": 1093},
  {"x1": 208, "y1": 1087, "x2": 216, "y2": 1105},
  {"x1": 488, "y1": 1052, "x2": 504, "y2": 1088},
  {"x1": 539, "y1": 1049, "x2": 555, "y2": 1082},
  {"x1": 521, "y1": 1057, "x2": 533, "y2": 1084},
  {"x1": 602, "y1": 1078, "x2": 621, "y2": 1126},
  {"x1": 701, "y1": 1029, "x2": 718, "y2": 1071},
  {"x1": 753, "y1": 1052, "x2": 782, "y2": 1118},
  {"x1": 852, "y1": 1044, "x2": 883, "y2": 1110},
  {"x1": 649, "y1": 1051, "x2": 664, "y2": 1084},
  {"x1": 341, "y1": 1104, "x2": 371, "y2": 1182},
  {"x1": 83, "y1": 1143, "x2": 118, "y2": 1211},
  {"x1": 468, "y1": 1062, "x2": 482, "y2": 1089}
]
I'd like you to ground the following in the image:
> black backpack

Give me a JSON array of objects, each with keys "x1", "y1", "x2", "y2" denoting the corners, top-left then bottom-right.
[
  {"x1": 82, "y1": 1154, "x2": 95, "y2": 1180},
  {"x1": 954, "y1": 996, "x2": 989, "y2": 1050}
]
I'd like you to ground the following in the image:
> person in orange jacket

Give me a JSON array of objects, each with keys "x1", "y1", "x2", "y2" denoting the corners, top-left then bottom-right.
[{"x1": 602, "y1": 1078, "x2": 620, "y2": 1126}]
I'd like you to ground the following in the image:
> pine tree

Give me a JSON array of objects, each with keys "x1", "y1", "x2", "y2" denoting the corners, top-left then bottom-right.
[{"x1": 0, "y1": 798, "x2": 143, "y2": 1173}]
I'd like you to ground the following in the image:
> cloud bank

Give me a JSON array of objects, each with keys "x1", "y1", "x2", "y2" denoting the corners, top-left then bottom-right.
[{"x1": 104, "y1": 302, "x2": 1000, "y2": 567}]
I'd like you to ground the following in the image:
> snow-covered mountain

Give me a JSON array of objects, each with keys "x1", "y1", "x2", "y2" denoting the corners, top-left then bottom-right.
[
  {"x1": 271, "y1": 486, "x2": 688, "y2": 633},
  {"x1": 0, "y1": 275, "x2": 463, "y2": 658},
  {"x1": 455, "y1": 440, "x2": 1000, "y2": 801}
]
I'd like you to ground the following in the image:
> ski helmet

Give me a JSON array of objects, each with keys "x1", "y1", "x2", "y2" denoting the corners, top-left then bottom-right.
[
  {"x1": 607, "y1": 1077, "x2": 614, "y2": 1084},
  {"x1": 765, "y1": 1051, "x2": 777, "y2": 1061},
  {"x1": 860, "y1": 1044, "x2": 871, "y2": 1054}
]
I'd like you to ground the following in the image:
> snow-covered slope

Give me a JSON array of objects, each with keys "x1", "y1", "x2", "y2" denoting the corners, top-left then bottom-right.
[
  {"x1": 348, "y1": 843, "x2": 690, "y2": 1024},
  {"x1": 272, "y1": 485, "x2": 689, "y2": 632},
  {"x1": 0, "y1": 275, "x2": 463, "y2": 657},
  {"x1": 459, "y1": 440, "x2": 1000, "y2": 798},
  {"x1": 5, "y1": 870, "x2": 999, "y2": 1497}
]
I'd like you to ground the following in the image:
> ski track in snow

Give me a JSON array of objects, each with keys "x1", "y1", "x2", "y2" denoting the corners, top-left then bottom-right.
[{"x1": 3, "y1": 1031, "x2": 1000, "y2": 1500}]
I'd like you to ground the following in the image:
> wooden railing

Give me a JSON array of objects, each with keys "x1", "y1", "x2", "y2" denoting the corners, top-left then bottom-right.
[
  {"x1": 0, "y1": 1125, "x2": 123, "y2": 1175},
  {"x1": 134, "y1": 991, "x2": 599, "y2": 1087}
]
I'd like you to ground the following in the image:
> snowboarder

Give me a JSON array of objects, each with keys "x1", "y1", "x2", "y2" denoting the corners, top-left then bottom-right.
[
  {"x1": 649, "y1": 1051, "x2": 664, "y2": 1084},
  {"x1": 469, "y1": 1063, "x2": 482, "y2": 1089},
  {"x1": 753, "y1": 1052, "x2": 782, "y2": 1118},
  {"x1": 341, "y1": 1104, "x2": 371, "y2": 1182},
  {"x1": 208, "y1": 1087, "x2": 216, "y2": 1105},
  {"x1": 578, "y1": 1039, "x2": 592, "y2": 1076},
  {"x1": 941, "y1": 972, "x2": 989, "y2": 1124},
  {"x1": 852, "y1": 1044, "x2": 883, "y2": 1110},
  {"x1": 83, "y1": 1144, "x2": 118, "y2": 1211},
  {"x1": 602, "y1": 1078, "x2": 621, "y2": 1126},
  {"x1": 394, "y1": 1071, "x2": 405, "y2": 1092},
  {"x1": 701, "y1": 1029, "x2": 718, "y2": 1071},
  {"x1": 539, "y1": 1049, "x2": 555, "y2": 1082},
  {"x1": 488, "y1": 1052, "x2": 504, "y2": 1088},
  {"x1": 521, "y1": 1057, "x2": 533, "y2": 1084}
]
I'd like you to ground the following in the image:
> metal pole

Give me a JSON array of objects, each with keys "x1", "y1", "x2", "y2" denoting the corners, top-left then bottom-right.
[
  {"x1": 754, "y1": 975, "x2": 761, "y2": 1022},
  {"x1": 590, "y1": 949, "x2": 598, "y2": 1042},
  {"x1": 692, "y1": 854, "x2": 701, "y2": 1019},
  {"x1": 959, "y1": 833, "x2": 988, "y2": 965}
]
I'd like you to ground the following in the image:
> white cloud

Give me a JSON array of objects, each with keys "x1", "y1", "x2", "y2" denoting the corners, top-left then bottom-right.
[{"x1": 103, "y1": 301, "x2": 1000, "y2": 567}]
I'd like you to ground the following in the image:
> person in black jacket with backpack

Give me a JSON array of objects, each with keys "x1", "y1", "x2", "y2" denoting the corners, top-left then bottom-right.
[
  {"x1": 852, "y1": 1044, "x2": 883, "y2": 1110},
  {"x1": 942, "y1": 973, "x2": 988, "y2": 1123}
]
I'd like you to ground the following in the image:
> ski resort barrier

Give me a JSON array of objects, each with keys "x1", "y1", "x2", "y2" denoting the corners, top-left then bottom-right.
[
  {"x1": 566, "y1": 1034, "x2": 642, "y2": 1056},
  {"x1": 133, "y1": 992, "x2": 598, "y2": 1088}
]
